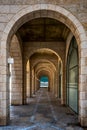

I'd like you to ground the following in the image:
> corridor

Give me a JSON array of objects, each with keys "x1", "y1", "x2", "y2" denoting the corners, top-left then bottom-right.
[{"x1": 0, "y1": 88, "x2": 83, "y2": 130}]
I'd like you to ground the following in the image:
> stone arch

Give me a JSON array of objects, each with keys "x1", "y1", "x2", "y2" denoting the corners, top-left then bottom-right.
[
  {"x1": 35, "y1": 64, "x2": 55, "y2": 77},
  {"x1": 1, "y1": 4, "x2": 87, "y2": 49},
  {"x1": 1, "y1": 4, "x2": 87, "y2": 126},
  {"x1": 30, "y1": 58, "x2": 57, "y2": 96},
  {"x1": 66, "y1": 32, "x2": 73, "y2": 61},
  {"x1": 28, "y1": 48, "x2": 62, "y2": 62},
  {"x1": 36, "y1": 67, "x2": 54, "y2": 92},
  {"x1": 35, "y1": 62, "x2": 57, "y2": 93},
  {"x1": 32, "y1": 59, "x2": 57, "y2": 72},
  {"x1": 29, "y1": 48, "x2": 58, "y2": 96}
]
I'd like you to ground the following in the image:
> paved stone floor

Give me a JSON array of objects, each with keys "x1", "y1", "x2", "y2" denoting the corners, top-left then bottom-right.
[{"x1": 0, "y1": 88, "x2": 86, "y2": 130}]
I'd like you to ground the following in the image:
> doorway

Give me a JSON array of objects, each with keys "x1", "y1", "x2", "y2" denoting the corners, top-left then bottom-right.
[{"x1": 40, "y1": 76, "x2": 49, "y2": 88}]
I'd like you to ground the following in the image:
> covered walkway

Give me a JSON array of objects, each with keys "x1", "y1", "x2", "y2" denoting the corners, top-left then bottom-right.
[
  {"x1": 0, "y1": 88, "x2": 83, "y2": 130},
  {"x1": 0, "y1": 1, "x2": 87, "y2": 127}
]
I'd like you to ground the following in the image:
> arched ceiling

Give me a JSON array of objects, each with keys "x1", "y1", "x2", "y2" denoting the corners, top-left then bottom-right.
[
  {"x1": 37, "y1": 70, "x2": 51, "y2": 80},
  {"x1": 17, "y1": 18, "x2": 70, "y2": 42},
  {"x1": 30, "y1": 51, "x2": 58, "y2": 59},
  {"x1": 30, "y1": 50, "x2": 58, "y2": 70}
]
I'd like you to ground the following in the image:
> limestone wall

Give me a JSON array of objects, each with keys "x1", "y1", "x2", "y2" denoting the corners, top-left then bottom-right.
[
  {"x1": 10, "y1": 35, "x2": 23, "y2": 105},
  {"x1": 0, "y1": 0, "x2": 87, "y2": 126},
  {"x1": 0, "y1": 0, "x2": 87, "y2": 42}
]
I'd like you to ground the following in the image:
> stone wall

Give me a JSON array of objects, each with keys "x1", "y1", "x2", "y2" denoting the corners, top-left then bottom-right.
[
  {"x1": 10, "y1": 35, "x2": 23, "y2": 105},
  {"x1": 0, "y1": 0, "x2": 87, "y2": 126},
  {"x1": 0, "y1": 0, "x2": 87, "y2": 43}
]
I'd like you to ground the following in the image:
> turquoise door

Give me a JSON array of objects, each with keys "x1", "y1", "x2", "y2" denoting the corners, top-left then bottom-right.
[{"x1": 67, "y1": 37, "x2": 78, "y2": 113}]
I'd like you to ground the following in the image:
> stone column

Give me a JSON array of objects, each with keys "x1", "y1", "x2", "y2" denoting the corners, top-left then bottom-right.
[
  {"x1": 0, "y1": 48, "x2": 10, "y2": 125},
  {"x1": 30, "y1": 67, "x2": 32, "y2": 97},
  {"x1": 55, "y1": 71, "x2": 58, "y2": 98},
  {"x1": 10, "y1": 35, "x2": 22, "y2": 105},
  {"x1": 79, "y1": 47, "x2": 87, "y2": 126},
  {"x1": 26, "y1": 70, "x2": 30, "y2": 103},
  {"x1": 61, "y1": 61, "x2": 66, "y2": 105},
  {"x1": 32, "y1": 69, "x2": 35, "y2": 95}
]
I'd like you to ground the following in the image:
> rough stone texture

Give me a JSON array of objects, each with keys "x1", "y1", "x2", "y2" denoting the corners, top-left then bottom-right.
[
  {"x1": 0, "y1": 0, "x2": 87, "y2": 127},
  {"x1": 26, "y1": 60, "x2": 30, "y2": 103},
  {"x1": 10, "y1": 35, "x2": 22, "y2": 105}
]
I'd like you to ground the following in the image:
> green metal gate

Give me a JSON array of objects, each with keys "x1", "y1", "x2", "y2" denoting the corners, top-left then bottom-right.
[{"x1": 67, "y1": 37, "x2": 78, "y2": 113}]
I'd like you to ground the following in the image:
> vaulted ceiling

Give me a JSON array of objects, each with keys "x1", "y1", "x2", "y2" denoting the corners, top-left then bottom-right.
[{"x1": 17, "y1": 18, "x2": 70, "y2": 42}]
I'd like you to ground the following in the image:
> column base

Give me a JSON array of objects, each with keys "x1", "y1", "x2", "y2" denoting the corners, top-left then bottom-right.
[
  {"x1": 79, "y1": 116, "x2": 87, "y2": 127},
  {"x1": 0, "y1": 117, "x2": 9, "y2": 126}
]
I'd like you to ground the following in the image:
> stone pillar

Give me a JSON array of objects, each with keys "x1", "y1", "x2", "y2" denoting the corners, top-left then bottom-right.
[
  {"x1": 26, "y1": 70, "x2": 30, "y2": 103},
  {"x1": 33, "y1": 71, "x2": 36, "y2": 94},
  {"x1": 23, "y1": 65, "x2": 26, "y2": 104},
  {"x1": 0, "y1": 47, "x2": 9, "y2": 125},
  {"x1": 52, "y1": 73, "x2": 55, "y2": 94},
  {"x1": 53, "y1": 71, "x2": 58, "y2": 97},
  {"x1": 30, "y1": 70, "x2": 32, "y2": 97},
  {"x1": 10, "y1": 35, "x2": 22, "y2": 105},
  {"x1": 61, "y1": 61, "x2": 66, "y2": 105},
  {"x1": 34, "y1": 74, "x2": 37, "y2": 92},
  {"x1": 79, "y1": 50, "x2": 87, "y2": 126},
  {"x1": 32, "y1": 69, "x2": 35, "y2": 95},
  {"x1": 55, "y1": 71, "x2": 58, "y2": 98}
]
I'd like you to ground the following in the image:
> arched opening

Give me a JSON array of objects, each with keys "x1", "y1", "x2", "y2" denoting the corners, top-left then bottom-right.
[
  {"x1": 0, "y1": 4, "x2": 87, "y2": 127},
  {"x1": 29, "y1": 48, "x2": 59, "y2": 96},
  {"x1": 67, "y1": 36, "x2": 79, "y2": 113},
  {"x1": 40, "y1": 76, "x2": 49, "y2": 88},
  {"x1": 35, "y1": 67, "x2": 54, "y2": 92}
]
